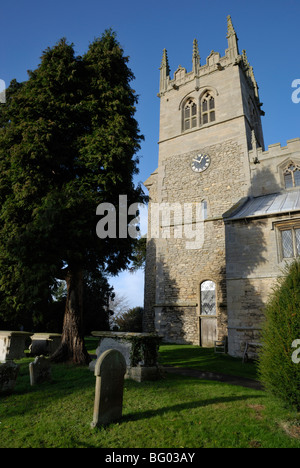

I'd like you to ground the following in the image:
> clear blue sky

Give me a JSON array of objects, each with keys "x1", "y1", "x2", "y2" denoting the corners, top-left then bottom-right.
[{"x1": 1, "y1": 0, "x2": 300, "y2": 307}]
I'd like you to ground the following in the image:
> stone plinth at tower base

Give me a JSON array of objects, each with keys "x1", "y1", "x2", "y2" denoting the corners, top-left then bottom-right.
[
  {"x1": 91, "y1": 349, "x2": 126, "y2": 428},
  {"x1": 89, "y1": 332, "x2": 163, "y2": 382}
]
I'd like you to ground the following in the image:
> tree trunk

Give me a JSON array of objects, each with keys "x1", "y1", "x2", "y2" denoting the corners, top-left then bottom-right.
[{"x1": 50, "y1": 269, "x2": 91, "y2": 365}]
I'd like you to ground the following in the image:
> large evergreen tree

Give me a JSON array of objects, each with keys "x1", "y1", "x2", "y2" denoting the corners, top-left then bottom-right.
[{"x1": 0, "y1": 31, "x2": 145, "y2": 364}]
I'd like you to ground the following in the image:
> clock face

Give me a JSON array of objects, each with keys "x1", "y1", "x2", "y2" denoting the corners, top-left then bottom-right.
[{"x1": 191, "y1": 153, "x2": 211, "y2": 173}]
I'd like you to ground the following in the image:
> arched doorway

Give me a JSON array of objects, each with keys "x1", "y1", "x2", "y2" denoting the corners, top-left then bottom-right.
[{"x1": 200, "y1": 280, "x2": 217, "y2": 347}]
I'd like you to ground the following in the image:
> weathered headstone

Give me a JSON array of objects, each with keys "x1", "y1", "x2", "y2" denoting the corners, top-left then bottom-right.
[
  {"x1": 89, "y1": 331, "x2": 163, "y2": 382},
  {"x1": 0, "y1": 331, "x2": 33, "y2": 362},
  {"x1": 30, "y1": 333, "x2": 62, "y2": 356},
  {"x1": 29, "y1": 356, "x2": 52, "y2": 386},
  {"x1": 91, "y1": 349, "x2": 127, "y2": 428},
  {"x1": 0, "y1": 361, "x2": 20, "y2": 394}
]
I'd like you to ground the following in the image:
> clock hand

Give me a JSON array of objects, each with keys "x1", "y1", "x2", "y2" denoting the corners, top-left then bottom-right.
[{"x1": 193, "y1": 156, "x2": 203, "y2": 163}]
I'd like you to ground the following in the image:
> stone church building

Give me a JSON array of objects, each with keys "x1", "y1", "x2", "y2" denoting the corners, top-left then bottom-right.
[{"x1": 143, "y1": 16, "x2": 300, "y2": 358}]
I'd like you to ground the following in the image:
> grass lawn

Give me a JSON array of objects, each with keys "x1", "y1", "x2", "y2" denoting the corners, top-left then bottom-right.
[
  {"x1": 158, "y1": 344, "x2": 258, "y2": 380},
  {"x1": 0, "y1": 343, "x2": 299, "y2": 448}
]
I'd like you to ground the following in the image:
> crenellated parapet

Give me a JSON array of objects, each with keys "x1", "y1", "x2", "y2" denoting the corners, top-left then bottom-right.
[
  {"x1": 158, "y1": 16, "x2": 263, "y2": 114},
  {"x1": 248, "y1": 137, "x2": 300, "y2": 197},
  {"x1": 249, "y1": 138, "x2": 300, "y2": 164}
]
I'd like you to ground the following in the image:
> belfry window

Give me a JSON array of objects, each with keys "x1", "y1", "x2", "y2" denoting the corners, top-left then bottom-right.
[
  {"x1": 201, "y1": 92, "x2": 215, "y2": 125},
  {"x1": 183, "y1": 99, "x2": 197, "y2": 130},
  {"x1": 283, "y1": 162, "x2": 300, "y2": 189}
]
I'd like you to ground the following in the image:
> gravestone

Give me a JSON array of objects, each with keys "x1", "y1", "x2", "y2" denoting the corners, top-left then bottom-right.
[
  {"x1": 89, "y1": 331, "x2": 162, "y2": 382},
  {"x1": 0, "y1": 331, "x2": 33, "y2": 362},
  {"x1": 91, "y1": 349, "x2": 127, "y2": 428},
  {"x1": 0, "y1": 361, "x2": 20, "y2": 394},
  {"x1": 30, "y1": 333, "x2": 62, "y2": 356},
  {"x1": 29, "y1": 356, "x2": 52, "y2": 386}
]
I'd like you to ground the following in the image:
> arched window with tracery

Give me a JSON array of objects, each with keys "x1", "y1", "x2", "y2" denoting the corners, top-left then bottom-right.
[
  {"x1": 201, "y1": 91, "x2": 215, "y2": 125},
  {"x1": 283, "y1": 162, "x2": 300, "y2": 189},
  {"x1": 183, "y1": 98, "x2": 197, "y2": 131},
  {"x1": 200, "y1": 280, "x2": 216, "y2": 315}
]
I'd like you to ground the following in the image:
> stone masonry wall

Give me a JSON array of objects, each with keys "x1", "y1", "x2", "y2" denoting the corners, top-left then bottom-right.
[
  {"x1": 226, "y1": 213, "x2": 300, "y2": 357},
  {"x1": 145, "y1": 138, "x2": 250, "y2": 344}
]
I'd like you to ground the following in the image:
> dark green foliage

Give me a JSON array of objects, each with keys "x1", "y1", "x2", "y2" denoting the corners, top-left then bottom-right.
[
  {"x1": 0, "y1": 271, "x2": 113, "y2": 334},
  {"x1": 33, "y1": 271, "x2": 113, "y2": 333},
  {"x1": 258, "y1": 260, "x2": 300, "y2": 411},
  {"x1": 82, "y1": 271, "x2": 113, "y2": 334},
  {"x1": 115, "y1": 306, "x2": 143, "y2": 332},
  {"x1": 129, "y1": 236, "x2": 147, "y2": 272},
  {"x1": 0, "y1": 31, "x2": 145, "y2": 361}
]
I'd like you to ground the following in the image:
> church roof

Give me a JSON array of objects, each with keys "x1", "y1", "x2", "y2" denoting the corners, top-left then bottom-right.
[{"x1": 224, "y1": 190, "x2": 300, "y2": 221}]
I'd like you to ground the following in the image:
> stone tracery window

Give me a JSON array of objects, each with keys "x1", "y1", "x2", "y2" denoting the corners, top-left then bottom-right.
[
  {"x1": 182, "y1": 92, "x2": 216, "y2": 131},
  {"x1": 183, "y1": 99, "x2": 197, "y2": 130},
  {"x1": 280, "y1": 227, "x2": 300, "y2": 259},
  {"x1": 275, "y1": 221, "x2": 300, "y2": 260},
  {"x1": 283, "y1": 162, "x2": 300, "y2": 189},
  {"x1": 201, "y1": 92, "x2": 215, "y2": 125},
  {"x1": 200, "y1": 280, "x2": 216, "y2": 315}
]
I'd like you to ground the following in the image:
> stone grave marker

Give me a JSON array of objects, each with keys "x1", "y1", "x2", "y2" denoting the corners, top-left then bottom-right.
[
  {"x1": 30, "y1": 333, "x2": 62, "y2": 356},
  {"x1": 0, "y1": 361, "x2": 20, "y2": 394},
  {"x1": 0, "y1": 331, "x2": 33, "y2": 362},
  {"x1": 91, "y1": 349, "x2": 127, "y2": 428},
  {"x1": 29, "y1": 356, "x2": 52, "y2": 386},
  {"x1": 89, "y1": 331, "x2": 163, "y2": 382}
]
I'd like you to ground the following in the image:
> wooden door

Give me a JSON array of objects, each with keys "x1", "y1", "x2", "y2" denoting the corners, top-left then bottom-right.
[{"x1": 200, "y1": 316, "x2": 217, "y2": 347}]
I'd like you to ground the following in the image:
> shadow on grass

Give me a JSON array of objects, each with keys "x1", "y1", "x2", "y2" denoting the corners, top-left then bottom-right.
[
  {"x1": 6, "y1": 359, "x2": 95, "y2": 399},
  {"x1": 159, "y1": 345, "x2": 258, "y2": 380},
  {"x1": 123, "y1": 393, "x2": 265, "y2": 423},
  {"x1": 3, "y1": 358, "x2": 263, "y2": 426}
]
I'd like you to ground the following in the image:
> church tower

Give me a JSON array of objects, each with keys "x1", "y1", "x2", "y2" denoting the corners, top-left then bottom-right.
[{"x1": 144, "y1": 16, "x2": 265, "y2": 346}]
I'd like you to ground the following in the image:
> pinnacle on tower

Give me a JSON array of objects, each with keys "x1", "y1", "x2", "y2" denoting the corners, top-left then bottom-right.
[
  {"x1": 160, "y1": 48, "x2": 170, "y2": 76},
  {"x1": 159, "y1": 48, "x2": 171, "y2": 94},
  {"x1": 226, "y1": 15, "x2": 239, "y2": 60},
  {"x1": 192, "y1": 38, "x2": 200, "y2": 75},
  {"x1": 227, "y1": 15, "x2": 236, "y2": 37},
  {"x1": 242, "y1": 50, "x2": 260, "y2": 101},
  {"x1": 242, "y1": 49, "x2": 250, "y2": 69}
]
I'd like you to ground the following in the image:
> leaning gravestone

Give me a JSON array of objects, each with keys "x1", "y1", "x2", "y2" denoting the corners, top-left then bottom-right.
[
  {"x1": 0, "y1": 361, "x2": 20, "y2": 395},
  {"x1": 91, "y1": 349, "x2": 127, "y2": 428},
  {"x1": 29, "y1": 356, "x2": 52, "y2": 386}
]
